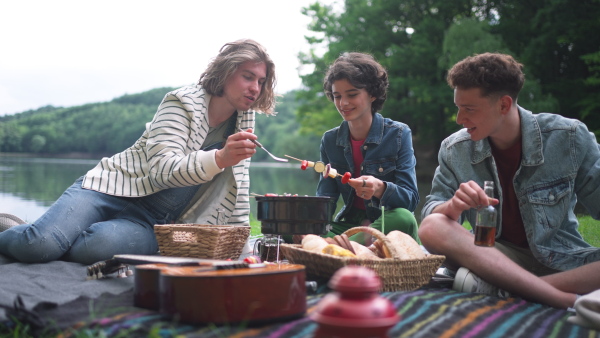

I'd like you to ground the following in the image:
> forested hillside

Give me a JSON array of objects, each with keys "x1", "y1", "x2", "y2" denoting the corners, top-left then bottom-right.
[
  {"x1": 0, "y1": 88, "x2": 321, "y2": 161},
  {"x1": 0, "y1": 88, "x2": 174, "y2": 156}
]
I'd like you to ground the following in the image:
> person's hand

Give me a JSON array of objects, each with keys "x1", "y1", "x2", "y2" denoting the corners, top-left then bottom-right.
[
  {"x1": 215, "y1": 128, "x2": 257, "y2": 169},
  {"x1": 442, "y1": 180, "x2": 499, "y2": 220},
  {"x1": 348, "y1": 175, "x2": 386, "y2": 200}
]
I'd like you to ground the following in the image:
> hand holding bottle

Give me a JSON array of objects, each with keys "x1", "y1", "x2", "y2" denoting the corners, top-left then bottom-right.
[{"x1": 474, "y1": 181, "x2": 497, "y2": 247}]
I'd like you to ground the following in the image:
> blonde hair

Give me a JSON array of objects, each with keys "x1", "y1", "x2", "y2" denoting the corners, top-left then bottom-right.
[{"x1": 199, "y1": 39, "x2": 277, "y2": 114}]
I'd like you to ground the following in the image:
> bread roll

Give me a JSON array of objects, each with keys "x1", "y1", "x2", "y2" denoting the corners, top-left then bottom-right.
[
  {"x1": 350, "y1": 241, "x2": 381, "y2": 260},
  {"x1": 301, "y1": 234, "x2": 329, "y2": 253},
  {"x1": 386, "y1": 231, "x2": 426, "y2": 260},
  {"x1": 322, "y1": 244, "x2": 357, "y2": 257}
]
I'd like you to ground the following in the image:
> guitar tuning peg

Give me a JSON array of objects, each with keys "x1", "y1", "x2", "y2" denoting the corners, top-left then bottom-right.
[{"x1": 115, "y1": 267, "x2": 125, "y2": 278}]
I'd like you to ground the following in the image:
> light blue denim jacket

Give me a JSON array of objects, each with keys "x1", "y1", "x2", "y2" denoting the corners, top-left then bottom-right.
[
  {"x1": 317, "y1": 113, "x2": 419, "y2": 222},
  {"x1": 422, "y1": 107, "x2": 600, "y2": 271}
]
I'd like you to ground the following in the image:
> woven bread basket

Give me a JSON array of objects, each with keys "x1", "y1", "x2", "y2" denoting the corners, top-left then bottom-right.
[
  {"x1": 280, "y1": 226, "x2": 445, "y2": 292},
  {"x1": 154, "y1": 224, "x2": 250, "y2": 260}
]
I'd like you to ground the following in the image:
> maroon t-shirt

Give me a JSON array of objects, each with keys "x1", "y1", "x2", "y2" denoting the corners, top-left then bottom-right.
[
  {"x1": 491, "y1": 138, "x2": 529, "y2": 248},
  {"x1": 351, "y1": 137, "x2": 366, "y2": 210}
]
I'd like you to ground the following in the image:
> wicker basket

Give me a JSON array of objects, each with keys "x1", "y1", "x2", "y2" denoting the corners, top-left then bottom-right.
[
  {"x1": 280, "y1": 227, "x2": 445, "y2": 292},
  {"x1": 154, "y1": 224, "x2": 250, "y2": 260}
]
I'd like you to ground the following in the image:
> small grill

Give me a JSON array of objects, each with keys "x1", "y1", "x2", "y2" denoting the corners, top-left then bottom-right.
[{"x1": 254, "y1": 195, "x2": 334, "y2": 262}]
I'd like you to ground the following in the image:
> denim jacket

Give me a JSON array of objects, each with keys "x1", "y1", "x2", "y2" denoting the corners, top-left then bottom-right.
[
  {"x1": 422, "y1": 107, "x2": 600, "y2": 271},
  {"x1": 317, "y1": 113, "x2": 419, "y2": 222}
]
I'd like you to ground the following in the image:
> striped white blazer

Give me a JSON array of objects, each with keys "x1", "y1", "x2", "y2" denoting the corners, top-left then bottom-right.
[{"x1": 82, "y1": 85, "x2": 255, "y2": 225}]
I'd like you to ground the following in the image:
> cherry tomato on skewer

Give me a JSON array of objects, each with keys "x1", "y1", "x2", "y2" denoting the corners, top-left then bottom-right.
[{"x1": 341, "y1": 172, "x2": 352, "y2": 184}]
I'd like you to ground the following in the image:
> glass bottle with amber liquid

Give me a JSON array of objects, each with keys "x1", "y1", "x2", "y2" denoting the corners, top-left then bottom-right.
[{"x1": 474, "y1": 181, "x2": 497, "y2": 247}]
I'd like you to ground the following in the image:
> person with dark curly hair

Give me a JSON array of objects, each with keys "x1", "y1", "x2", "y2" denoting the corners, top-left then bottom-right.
[
  {"x1": 419, "y1": 52, "x2": 600, "y2": 309},
  {"x1": 0, "y1": 39, "x2": 277, "y2": 264},
  {"x1": 316, "y1": 52, "x2": 419, "y2": 244}
]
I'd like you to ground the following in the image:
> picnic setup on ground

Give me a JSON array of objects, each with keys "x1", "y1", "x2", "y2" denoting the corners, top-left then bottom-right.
[
  {"x1": 81, "y1": 155, "x2": 446, "y2": 329},
  {"x1": 1, "y1": 153, "x2": 596, "y2": 337}
]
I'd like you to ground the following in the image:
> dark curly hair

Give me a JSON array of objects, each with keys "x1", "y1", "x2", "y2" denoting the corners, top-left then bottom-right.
[
  {"x1": 323, "y1": 52, "x2": 388, "y2": 114},
  {"x1": 199, "y1": 39, "x2": 277, "y2": 114},
  {"x1": 447, "y1": 52, "x2": 525, "y2": 102}
]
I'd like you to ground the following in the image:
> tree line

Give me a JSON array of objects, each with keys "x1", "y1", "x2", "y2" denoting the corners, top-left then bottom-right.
[
  {"x1": 295, "y1": 0, "x2": 600, "y2": 148},
  {"x1": 1, "y1": 0, "x2": 598, "y2": 160},
  {"x1": 0, "y1": 87, "x2": 321, "y2": 162}
]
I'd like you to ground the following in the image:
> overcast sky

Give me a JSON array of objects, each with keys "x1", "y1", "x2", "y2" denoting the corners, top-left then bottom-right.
[{"x1": 0, "y1": 0, "x2": 334, "y2": 116}]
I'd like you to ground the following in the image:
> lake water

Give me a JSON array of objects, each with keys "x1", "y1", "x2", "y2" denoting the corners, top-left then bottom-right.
[{"x1": 0, "y1": 155, "x2": 431, "y2": 223}]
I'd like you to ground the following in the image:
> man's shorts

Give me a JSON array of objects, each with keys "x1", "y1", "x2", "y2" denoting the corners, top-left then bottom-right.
[{"x1": 495, "y1": 239, "x2": 560, "y2": 276}]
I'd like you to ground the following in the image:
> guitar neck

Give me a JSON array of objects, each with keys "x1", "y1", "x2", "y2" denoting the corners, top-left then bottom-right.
[
  {"x1": 87, "y1": 254, "x2": 251, "y2": 280},
  {"x1": 112, "y1": 254, "x2": 232, "y2": 267}
]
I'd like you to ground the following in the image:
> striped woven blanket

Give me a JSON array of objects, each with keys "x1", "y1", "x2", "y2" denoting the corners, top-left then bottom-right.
[{"x1": 37, "y1": 287, "x2": 597, "y2": 337}]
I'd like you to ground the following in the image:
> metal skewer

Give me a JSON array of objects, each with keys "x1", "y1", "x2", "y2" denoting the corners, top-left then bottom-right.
[
  {"x1": 237, "y1": 129, "x2": 288, "y2": 162},
  {"x1": 284, "y1": 155, "x2": 303, "y2": 162}
]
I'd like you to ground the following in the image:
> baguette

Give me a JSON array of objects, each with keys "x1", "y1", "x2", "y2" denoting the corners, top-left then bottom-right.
[
  {"x1": 351, "y1": 241, "x2": 381, "y2": 260},
  {"x1": 386, "y1": 230, "x2": 426, "y2": 260}
]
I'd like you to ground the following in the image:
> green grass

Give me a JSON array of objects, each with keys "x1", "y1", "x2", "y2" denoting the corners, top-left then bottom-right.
[
  {"x1": 462, "y1": 215, "x2": 600, "y2": 247},
  {"x1": 577, "y1": 215, "x2": 600, "y2": 247},
  {"x1": 249, "y1": 213, "x2": 262, "y2": 237}
]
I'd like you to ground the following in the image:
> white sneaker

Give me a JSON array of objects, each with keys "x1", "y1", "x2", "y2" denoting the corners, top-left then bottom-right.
[
  {"x1": 0, "y1": 213, "x2": 26, "y2": 232},
  {"x1": 453, "y1": 267, "x2": 511, "y2": 298}
]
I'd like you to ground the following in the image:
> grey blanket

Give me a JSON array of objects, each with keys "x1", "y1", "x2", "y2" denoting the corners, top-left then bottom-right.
[{"x1": 0, "y1": 254, "x2": 133, "y2": 321}]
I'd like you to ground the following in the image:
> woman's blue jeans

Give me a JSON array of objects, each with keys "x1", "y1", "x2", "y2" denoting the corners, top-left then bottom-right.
[{"x1": 0, "y1": 176, "x2": 200, "y2": 264}]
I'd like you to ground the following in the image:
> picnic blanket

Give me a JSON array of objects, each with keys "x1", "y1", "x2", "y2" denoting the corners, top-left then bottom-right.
[
  {"x1": 0, "y1": 254, "x2": 598, "y2": 337},
  {"x1": 0, "y1": 254, "x2": 133, "y2": 322}
]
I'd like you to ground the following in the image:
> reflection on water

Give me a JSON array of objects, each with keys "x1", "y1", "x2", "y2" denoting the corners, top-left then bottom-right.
[
  {"x1": 0, "y1": 156, "x2": 99, "y2": 222},
  {"x1": 0, "y1": 193, "x2": 50, "y2": 223},
  {"x1": 0, "y1": 156, "x2": 322, "y2": 222},
  {"x1": 0, "y1": 156, "x2": 430, "y2": 223}
]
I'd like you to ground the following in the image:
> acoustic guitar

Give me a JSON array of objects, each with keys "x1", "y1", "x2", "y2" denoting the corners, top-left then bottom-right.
[{"x1": 87, "y1": 254, "x2": 307, "y2": 325}]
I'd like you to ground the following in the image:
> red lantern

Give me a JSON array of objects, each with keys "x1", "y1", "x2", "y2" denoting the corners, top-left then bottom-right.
[{"x1": 311, "y1": 266, "x2": 400, "y2": 337}]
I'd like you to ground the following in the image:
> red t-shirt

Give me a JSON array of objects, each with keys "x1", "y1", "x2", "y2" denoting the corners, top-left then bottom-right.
[
  {"x1": 351, "y1": 137, "x2": 366, "y2": 210},
  {"x1": 491, "y1": 138, "x2": 529, "y2": 248}
]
